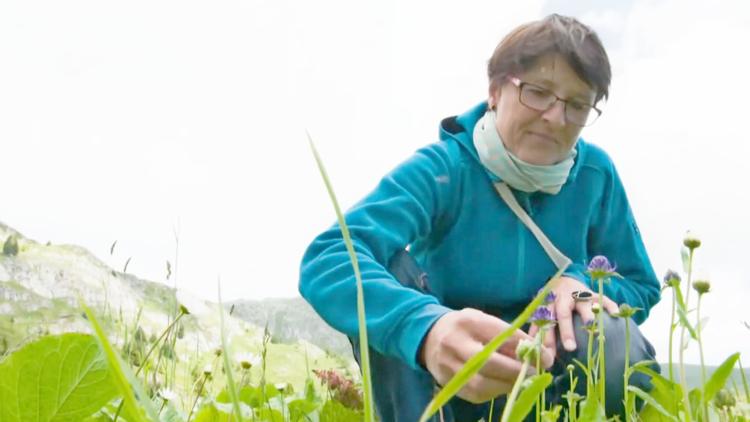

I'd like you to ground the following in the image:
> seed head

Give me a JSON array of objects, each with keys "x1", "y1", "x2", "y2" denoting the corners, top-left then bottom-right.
[
  {"x1": 692, "y1": 280, "x2": 711, "y2": 295},
  {"x1": 683, "y1": 231, "x2": 701, "y2": 250}
]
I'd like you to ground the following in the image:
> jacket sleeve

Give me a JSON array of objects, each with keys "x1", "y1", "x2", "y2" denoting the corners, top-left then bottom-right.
[
  {"x1": 563, "y1": 159, "x2": 661, "y2": 324},
  {"x1": 299, "y1": 143, "x2": 458, "y2": 370}
]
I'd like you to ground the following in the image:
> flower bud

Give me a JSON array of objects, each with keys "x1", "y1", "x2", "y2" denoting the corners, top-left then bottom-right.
[
  {"x1": 616, "y1": 303, "x2": 636, "y2": 318},
  {"x1": 683, "y1": 231, "x2": 701, "y2": 250},
  {"x1": 692, "y1": 280, "x2": 711, "y2": 295},
  {"x1": 662, "y1": 270, "x2": 681, "y2": 288},
  {"x1": 713, "y1": 389, "x2": 736, "y2": 409},
  {"x1": 566, "y1": 364, "x2": 575, "y2": 373},
  {"x1": 515, "y1": 339, "x2": 538, "y2": 362},
  {"x1": 591, "y1": 302, "x2": 601, "y2": 314},
  {"x1": 179, "y1": 304, "x2": 190, "y2": 315}
]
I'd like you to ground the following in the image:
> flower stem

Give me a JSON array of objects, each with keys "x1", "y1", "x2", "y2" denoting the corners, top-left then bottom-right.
[
  {"x1": 112, "y1": 311, "x2": 186, "y2": 422},
  {"x1": 624, "y1": 317, "x2": 631, "y2": 422},
  {"x1": 500, "y1": 357, "x2": 531, "y2": 422},
  {"x1": 697, "y1": 294, "x2": 709, "y2": 422},
  {"x1": 597, "y1": 277, "x2": 606, "y2": 408},
  {"x1": 568, "y1": 370, "x2": 577, "y2": 422},
  {"x1": 668, "y1": 287, "x2": 676, "y2": 383},
  {"x1": 187, "y1": 372, "x2": 209, "y2": 422},
  {"x1": 678, "y1": 249, "x2": 694, "y2": 422},
  {"x1": 587, "y1": 326, "x2": 595, "y2": 397}
]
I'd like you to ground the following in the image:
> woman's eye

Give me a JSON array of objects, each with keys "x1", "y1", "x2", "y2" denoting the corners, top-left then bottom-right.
[
  {"x1": 527, "y1": 87, "x2": 550, "y2": 98},
  {"x1": 569, "y1": 101, "x2": 589, "y2": 111}
]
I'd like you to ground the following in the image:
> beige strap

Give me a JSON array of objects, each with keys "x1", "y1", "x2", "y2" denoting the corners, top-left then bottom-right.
[{"x1": 493, "y1": 182, "x2": 572, "y2": 271}]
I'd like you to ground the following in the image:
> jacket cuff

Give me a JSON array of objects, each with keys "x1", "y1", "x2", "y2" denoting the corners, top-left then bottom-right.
[{"x1": 396, "y1": 303, "x2": 453, "y2": 373}]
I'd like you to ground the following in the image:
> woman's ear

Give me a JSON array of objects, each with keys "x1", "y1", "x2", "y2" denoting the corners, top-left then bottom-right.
[{"x1": 488, "y1": 80, "x2": 501, "y2": 111}]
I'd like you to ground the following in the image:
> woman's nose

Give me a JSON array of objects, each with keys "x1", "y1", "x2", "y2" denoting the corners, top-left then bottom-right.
[{"x1": 541, "y1": 100, "x2": 567, "y2": 126}]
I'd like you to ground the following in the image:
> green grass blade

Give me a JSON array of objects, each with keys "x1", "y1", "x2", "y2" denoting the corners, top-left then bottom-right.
[
  {"x1": 218, "y1": 280, "x2": 244, "y2": 421},
  {"x1": 307, "y1": 133, "x2": 375, "y2": 422},
  {"x1": 418, "y1": 271, "x2": 565, "y2": 422},
  {"x1": 627, "y1": 385, "x2": 679, "y2": 422},
  {"x1": 703, "y1": 352, "x2": 740, "y2": 404},
  {"x1": 506, "y1": 373, "x2": 552, "y2": 422},
  {"x1": 80, "y1": 301, "x2": 159, "y2": 422}
]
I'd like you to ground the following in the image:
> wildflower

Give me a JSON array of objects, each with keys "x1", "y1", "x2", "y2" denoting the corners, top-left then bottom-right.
[
  {"x1": 537, "y1": 288, "x2": 557, "y2": 305},
  {"x1": 529, "y1": 307, "x2": 556, "y2": 328},
  {"x1": 313, "y1": 369, "x2": 363, "y2": 410},
  {"x1": 158, "y1": 388, "x2": 177, "y2": 402},
  {"x1": 202, "y1": 364, "x2": 213, "y2": 377},
  {"x1": 275, "y1": 382, "x2": 292, "y2": 394},
  {"x1": 238, "y1": 352, "x2": 260, "y2": 370},
  {"x1": 179, "y1": 304, "x2": 190, "y2": 315},
  {"x1": 692, "y1": 280, "x2": 711, "y2": 295},
  {"x1": 683, "y1": 231, "x2": 701, "y2": 250},
  {"x1": 663, "y1": 270, "x2": 681, "y2": 288},
  {"x1": 586, "y1": 255, "x2": 619, "y2": 279}
]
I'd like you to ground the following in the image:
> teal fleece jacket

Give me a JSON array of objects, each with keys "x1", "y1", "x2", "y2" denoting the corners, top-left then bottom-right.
[{"x1": 299, "y1": 102, "x2": 660, "y2": 371}]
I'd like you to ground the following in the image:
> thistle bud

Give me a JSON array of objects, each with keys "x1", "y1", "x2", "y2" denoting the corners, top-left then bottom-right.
[
  {"x1": 591, "y1": 302, "x2": 601, "y2": 314},
  {"x1": 692, "y1": 280, "x2": 711, "y2": 295},
  {"x1": 663, "y1": 270, "x2": 681, "y2": 288},
  {"x1": 566, "y1": 364, "x2": 575, "y2": 373},
  {"x1": 683, "y1": 232, "x2": 701, "y2": 250}
]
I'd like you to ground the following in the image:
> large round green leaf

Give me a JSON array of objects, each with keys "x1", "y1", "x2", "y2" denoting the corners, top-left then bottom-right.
[{"x1": 0, "y1": 333, "x2": 118, "y2": 422}]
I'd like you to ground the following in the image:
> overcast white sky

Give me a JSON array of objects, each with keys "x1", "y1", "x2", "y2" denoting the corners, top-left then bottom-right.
[{"x1": 2, "y1": 0, "x2": 749, "y2": 365}]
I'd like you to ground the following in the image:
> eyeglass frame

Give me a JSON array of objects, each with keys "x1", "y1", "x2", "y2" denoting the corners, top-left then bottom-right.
[{"x1": 507, "y1": 76, "x2": 603, "y2": 127}]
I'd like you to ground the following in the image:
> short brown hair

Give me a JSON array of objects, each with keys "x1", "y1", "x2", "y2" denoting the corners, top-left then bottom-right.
[{"x1": 488, "y1": 14, "x2": 611, "y2": 103}]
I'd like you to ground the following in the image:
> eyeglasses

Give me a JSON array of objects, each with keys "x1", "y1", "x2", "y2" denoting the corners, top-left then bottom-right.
[{"x1": 509, "y1": 77, "x2": 602, "y2": 127}]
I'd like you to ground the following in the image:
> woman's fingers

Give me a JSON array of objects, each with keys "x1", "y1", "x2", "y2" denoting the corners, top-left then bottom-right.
[{"x1": 555, "y1": 299, "x2": 578, "y2": 352}]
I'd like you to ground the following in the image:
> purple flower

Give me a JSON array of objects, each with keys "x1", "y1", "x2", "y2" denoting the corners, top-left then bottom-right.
[
  {"x1": 663, "y1": 269, "x2": 681, "y2": 288},
  {"x1": 530, "y1": 307, "x2": 556, "y2": 327},
  {"x1": 586, "y1": 255, "x2": 619, "y2": 279},
  {"x1": 537, "y1": 288, "x2": 557, "y2": 305}
]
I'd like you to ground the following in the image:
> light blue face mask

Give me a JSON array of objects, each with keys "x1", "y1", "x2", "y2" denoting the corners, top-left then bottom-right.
[{"x1": 473, "y1": 109, "x2": 577, "y2": 194}]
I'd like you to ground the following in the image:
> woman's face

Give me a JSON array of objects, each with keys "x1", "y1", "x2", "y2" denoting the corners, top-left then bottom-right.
[{"x1": 489, "y1": 53, "x2": 597, "y2": 166}]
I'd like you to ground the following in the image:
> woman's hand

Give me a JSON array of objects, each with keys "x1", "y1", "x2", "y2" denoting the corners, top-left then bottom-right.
[
  {"x1": 418, "y1": 308, "x2": 554, "y2": 403},
  {"x1": 528, "y1": 276, "x2": 619, "y2": 360}
]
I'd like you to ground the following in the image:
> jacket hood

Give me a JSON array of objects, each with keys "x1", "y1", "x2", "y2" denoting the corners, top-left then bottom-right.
[{"x1": 438, "y1": 101, "x2": 588, "y2": 185}]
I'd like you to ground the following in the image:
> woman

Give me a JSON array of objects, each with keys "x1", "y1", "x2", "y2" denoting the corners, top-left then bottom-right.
[{"x1": 300, "y1": 14, "x2": 660, "y2": 421}]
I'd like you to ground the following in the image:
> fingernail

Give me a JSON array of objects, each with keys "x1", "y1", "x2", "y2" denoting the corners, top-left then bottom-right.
[{"x1": 564, "y1": 339, "x2": 576, "y2": 351}]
